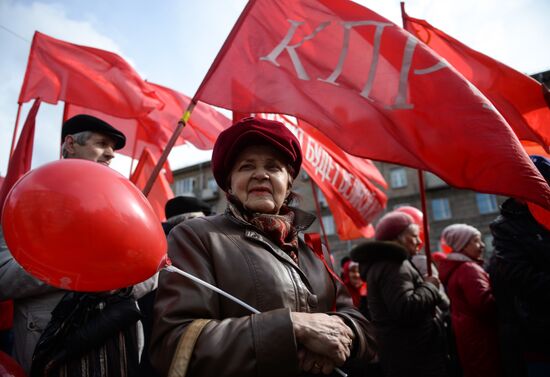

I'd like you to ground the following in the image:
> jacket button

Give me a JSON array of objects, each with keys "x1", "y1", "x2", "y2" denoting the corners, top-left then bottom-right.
[
  {"x1": 307, "y1": 294, "x2": 318, "y2": 308},
  {"x1": 28, "y1": 321, "x2": 36, "y2": 330}
]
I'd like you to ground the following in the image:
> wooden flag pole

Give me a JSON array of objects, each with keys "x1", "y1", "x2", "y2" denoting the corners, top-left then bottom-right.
[
  {"x1": 417, "y1": 170, "x2": 433, "y2": 276},
  {"x1": 142, "y1": 101, "x2": 197, "y2": 197},
  {"x1": 9, "y1": 104, "x2": 22, "y2": 158}
]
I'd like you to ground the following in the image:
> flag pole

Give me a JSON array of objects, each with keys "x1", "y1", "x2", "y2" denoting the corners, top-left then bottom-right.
[
  {"x1": 142, "y1": 101, "x2": 196, "y2": 197},
  {"x1": 309, "y1": 180, "x2": 332, "y2": 254},
  {"x1": 142, "y1": 1, "x2": 257, "y2": 197},
  {"x1": 417, "y1": 170, "x2": 433, "y2": 276},
  {"x1": 400, "y1": 1, "x2": 433, "y2": 275},
  {"x1": 9, "y1": 104, "x2": 22, "y2": 158},
  {"x1": 401, "y1": 2, "x2": 433, "y2": 276}
]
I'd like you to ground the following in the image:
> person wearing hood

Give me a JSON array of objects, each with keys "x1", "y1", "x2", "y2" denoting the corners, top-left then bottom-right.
[
  {"x1": 351, "y1": 211, "x2": 449, "y2": 377},
  {"x1": 439, "y1": 224, "x2": 501, "y2": 377},
  {"x1": 341, "y1": 260, "x2": 367, "y2": 309},
  {"x1": 487, "y1": 155, "x2": 550, "y2": 377}
]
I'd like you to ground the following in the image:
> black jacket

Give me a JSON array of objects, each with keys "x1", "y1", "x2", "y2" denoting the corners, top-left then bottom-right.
[
  {"x1": 352, "y1": 241, "x2": 448, "y2": 377},
  {"x1": 488, "y1": 198, "x2": 550, "y2": 347}
]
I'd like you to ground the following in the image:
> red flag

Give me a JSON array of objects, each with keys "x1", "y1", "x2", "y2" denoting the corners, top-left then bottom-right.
[
  {"x1": 64, "y1": 82, "x2": 231, "y2": 159},
  {"x1": 195, "y1": 0, "x2": 550, "y2": 209},
  {"x1": 0, "y1": 99, "x2": 41, "y2": 218},
  {"x1": 19, "y1": 32, "x2": 162, "y2": 118},
  {"x1": 402, "y1": 9, "x2": 550, "y2": 150},
  {"x1": 267, "y1": 114, "x2": 386, "y2": 240},
  {"x1": 130, "y1": 148, "x2": 174, "y2": 221}
]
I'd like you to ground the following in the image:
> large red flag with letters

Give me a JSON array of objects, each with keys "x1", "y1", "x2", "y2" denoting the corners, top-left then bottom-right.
[
  {"x1": 19, "y1": 31, "x2": 162, "y2": 118},
  {"x1": 130, "y1": 148, "x2": 174, "y2": 221},
  {"x1": 0, "y1": 99, "x2": 41, "y2": 218},
  {"x1": 195, "y1": 0, "x2": 550, "y2": 209},
  {"x1": 402, "y1": 9, "x2": 550, "y2": 150}
]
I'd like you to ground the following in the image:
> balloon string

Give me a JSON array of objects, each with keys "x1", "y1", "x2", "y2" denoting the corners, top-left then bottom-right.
[
  {"x1": 163, "y1": 264, "x2": 348, "y2": 377},
  {"x1": 164, "y1": 265, "x2": 260, "y2": 314}
]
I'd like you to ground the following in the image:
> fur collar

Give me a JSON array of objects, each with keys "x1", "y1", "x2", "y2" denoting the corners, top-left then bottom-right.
[{"x1": 351, "y1": 240, "x2": 409, "y2": 265}]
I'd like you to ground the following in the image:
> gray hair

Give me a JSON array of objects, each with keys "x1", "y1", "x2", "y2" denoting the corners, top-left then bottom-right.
[{"x1": 61, "y1": 131, "x2": 93, "y2": 158}]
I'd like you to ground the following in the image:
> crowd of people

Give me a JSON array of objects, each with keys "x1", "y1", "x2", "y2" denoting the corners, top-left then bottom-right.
[{"x1": 0, "y1": 115, "x2": 549, "y2": 377}]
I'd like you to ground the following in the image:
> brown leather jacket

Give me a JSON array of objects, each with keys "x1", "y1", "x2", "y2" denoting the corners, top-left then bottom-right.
[{"x1": 151, "y1": 209, "x2": 375, "y2": 377}]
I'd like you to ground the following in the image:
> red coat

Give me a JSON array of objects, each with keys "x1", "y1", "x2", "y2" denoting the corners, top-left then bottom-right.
[{"x1": 439, "y1": 253, "x2": 501, "y2": 377}]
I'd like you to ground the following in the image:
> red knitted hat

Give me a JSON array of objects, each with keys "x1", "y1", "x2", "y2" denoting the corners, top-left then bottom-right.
[
  {"x1": 374, "y1": 211, "x2": 414, "y2": 241},
  {"x1": 211, "y1": 117, "x2": 302, "y2": 191}
]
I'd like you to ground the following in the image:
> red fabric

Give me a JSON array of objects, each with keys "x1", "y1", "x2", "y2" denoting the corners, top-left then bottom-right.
[
  {"x1": 439, "y1": 258, "x2": 501, "y2": 377},
  {"x1": 130, "y1": 148, "x2": 174, "y2": 221},
  {"x1": 195, "y1": 0, "x2": 550, "y2": 209},
  {"x1": 0, "y1": 99, "x2": 40, "y2": 218},
  {"x1": 403, "y1": 10, "x2": 550, "y2": 150},
  {"x1": 64, "y1": 82, "x2": 231, "y2": 161},
  {"x1": 19, "y1": 32, "x2": 162, "y2": 118},
  {"x1": 522, "y1": 141, "x2": 550, "y2": 159},
  {"x1": 270, "y1": 114, "x2": 386, "y2": 240},
  {"x1": 0, "y1": 300, "x2": 13, "y2": 331}
]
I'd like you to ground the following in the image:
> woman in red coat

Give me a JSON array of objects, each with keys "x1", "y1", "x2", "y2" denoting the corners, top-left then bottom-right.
[{"x1": 439, "y1": 224, "x2": 501, "y2": 377}]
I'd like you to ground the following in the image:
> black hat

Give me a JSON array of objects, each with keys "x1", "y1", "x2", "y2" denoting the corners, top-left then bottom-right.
[
  {"x1": 530, "y1": 155, "x2": 550, "y2": 183},
  {"x1": 61, "y1": 114, "x2": 126, "y2": 150},
  {"x1": 165, "y1": 196, "x2": 212, "y2": 219}
]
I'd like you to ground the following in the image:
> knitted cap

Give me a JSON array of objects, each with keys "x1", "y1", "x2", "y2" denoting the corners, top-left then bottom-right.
[
  {"x1": 375, "y1": 211, "x2": 414, "y2": 241},
  {"x1": 441, "y1": 224, "x2": 480, "y2": 252}
]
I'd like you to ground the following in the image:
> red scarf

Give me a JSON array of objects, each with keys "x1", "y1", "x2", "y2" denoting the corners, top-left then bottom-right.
[{"x1": 227, "y1": 195, "x2": 300, "y2": 264}]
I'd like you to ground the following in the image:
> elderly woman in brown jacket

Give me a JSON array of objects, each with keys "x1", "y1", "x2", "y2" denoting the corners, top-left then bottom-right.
[{"x1": 150, "y1": 117, "x2": 376, "y2": 377}]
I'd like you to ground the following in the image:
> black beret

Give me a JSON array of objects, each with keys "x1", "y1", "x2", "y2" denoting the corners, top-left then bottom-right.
[
  {"x1": 165, "y1": 196, "x2": 212, "y2": 219},
  {"x1": 62, "y1": 114, "x2": 126, "y2": 150},
  {"x1": 211, "y1": 117, "x2": 302, "y2": 191}
]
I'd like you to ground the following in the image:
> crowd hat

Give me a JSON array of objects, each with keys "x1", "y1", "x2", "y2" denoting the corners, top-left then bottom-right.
[
  {"x1": 211, "y1": 117, "x2": 302, "y2": 191},
  {"x1": 61, "y1": 114, "x2": 126, "y2": 150}
]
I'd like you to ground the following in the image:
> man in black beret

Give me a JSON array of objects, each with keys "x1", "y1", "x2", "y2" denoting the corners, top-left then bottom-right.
[
  {"x1": 61, "y1": 114, "x2": 126, "y2": 165},
  {"x1": 162, "y1": 196, "x2": 213, "y2": 235}
]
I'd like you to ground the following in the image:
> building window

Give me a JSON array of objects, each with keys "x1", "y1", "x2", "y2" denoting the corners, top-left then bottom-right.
[
  {"x1": 390, "y1": 168, "x2": 407, "y2": 188},
  {"x1": 175, "y1": 177, "x2": 196, "y2": 195},
  {"x1": 207, "y1": 177, "x2": 218, "y2": 191},
  {"x1": 321, "y1": 215, "x2": 335, "y2": 235},
  {"x1": 317, "y1": 188, "x2": 329, "y2": 208},
  {"x1": 476, "y1": 193, "x2": 498, "y2": 214},
  {"x1": 431, "y1": 198, "x2": 451, "y2": 221}
]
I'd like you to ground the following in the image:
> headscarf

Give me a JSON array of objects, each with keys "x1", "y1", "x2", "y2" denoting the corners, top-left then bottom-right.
[{"x1": 441, "y1": 224, "x2": 480, "y2": 252}]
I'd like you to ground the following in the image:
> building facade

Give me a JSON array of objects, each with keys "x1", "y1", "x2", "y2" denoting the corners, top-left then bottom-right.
[{"x1": 171, "y1": 160, "x2": 504, "y2": 271}]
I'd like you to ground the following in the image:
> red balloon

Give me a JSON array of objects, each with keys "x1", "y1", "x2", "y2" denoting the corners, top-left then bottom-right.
[
  {"x1": 528, "y1": 202, "x2": 550, "y2": 232},
  {"x1": 2, "y1": 159, "x2": 167, "y2": 292},
  {"x1": 0, "y1": 351, "x2": 26, "y2": 377},
  {"x1": 395, "y1": 206, "x2": 425, "y2": 245}
]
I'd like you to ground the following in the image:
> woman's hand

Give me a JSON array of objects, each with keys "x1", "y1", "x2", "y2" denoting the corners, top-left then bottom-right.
[
  {"x1": 291, "y1": 312, "x2": 354, "y2": 365},
  {"x1": 298, "y1": 348, "x2": 336, "y2": 375},
  {"x1": 424, "y1": 275, "x2": 441, "y2": 288}
]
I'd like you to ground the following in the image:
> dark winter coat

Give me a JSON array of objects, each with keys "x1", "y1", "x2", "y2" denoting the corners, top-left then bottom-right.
[
  {"x1": 488, "y1": 198, "x2": 550, "y2": 377},
  {"x1": 352, "y1": 241, "x2": 448, "y2": 377},
  {"x1": 439, "y1": 253, "x2": 500, "y2": 377}
]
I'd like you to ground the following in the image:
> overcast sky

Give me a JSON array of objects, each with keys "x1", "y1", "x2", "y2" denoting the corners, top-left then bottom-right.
[{"x1": 1, "y1": 0, "x2": 548, "y2": 177}]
